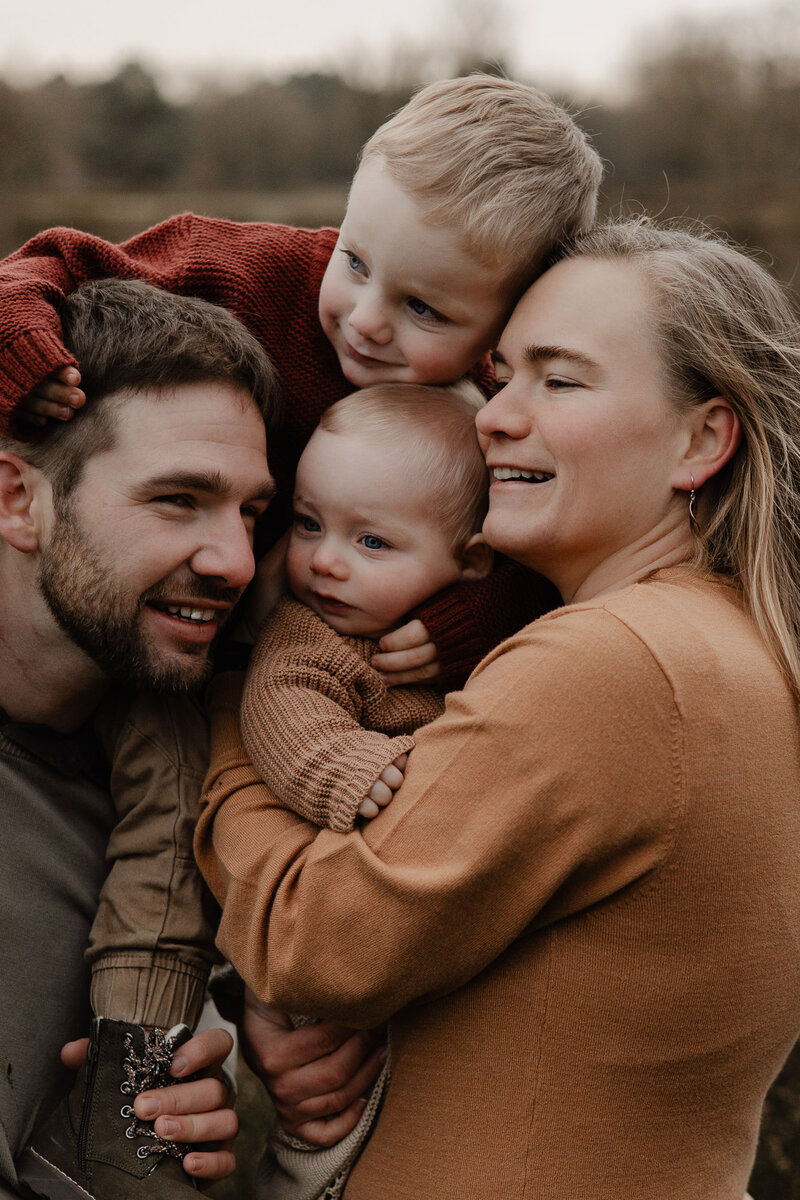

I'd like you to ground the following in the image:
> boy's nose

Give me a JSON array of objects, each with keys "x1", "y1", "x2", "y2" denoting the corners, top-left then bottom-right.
[{"x1": 348, "y1": 295, "x2": 392, "y2": 346}]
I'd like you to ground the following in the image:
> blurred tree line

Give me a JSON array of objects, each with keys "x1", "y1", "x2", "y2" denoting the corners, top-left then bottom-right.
[
  {"x1": 0, "y1": 10, "x2": 798, "y2": 297},
  {"x1": 2, "y1": 12, "x2": 800, "y2": 1195}
]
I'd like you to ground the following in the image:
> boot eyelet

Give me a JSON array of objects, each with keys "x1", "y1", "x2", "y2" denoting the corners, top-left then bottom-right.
[
  {"x1": 125, "y1": 1127, "x2": 137, "y2": 1139},
  {"x1": 136, "y1": 1146, "x2": 151, "y2": 1159},
  {"x1": 120, "y1": 1105, "x2": 134, "y2": 1118}
]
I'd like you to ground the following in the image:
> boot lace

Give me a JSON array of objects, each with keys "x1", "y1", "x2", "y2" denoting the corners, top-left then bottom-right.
[{"x1": 119, "y1": 1026, "x2": 190, "y2": 1160}]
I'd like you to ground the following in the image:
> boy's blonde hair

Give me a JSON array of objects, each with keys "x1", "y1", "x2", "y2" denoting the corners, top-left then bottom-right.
[
  {"x1": 361, "y1": 74, "x2": 603, "y2": 286},
  {"x1": 555, "y1": 217, "x2": 800, "y2": 697},
  {"x1": 318, "y1": 380, "x2": 488, "y2": 551}
]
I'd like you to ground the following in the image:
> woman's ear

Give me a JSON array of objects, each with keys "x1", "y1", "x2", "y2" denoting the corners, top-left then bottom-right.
[
  {"x1": 0, "y1": 454, "x2": 50, "y2": 553},
  {"x1": 458, "y1": 532, "x2": 494, "y2": 581},
  {"x1": 675, "y1": 397, "x2": 742, "y2": 490}
]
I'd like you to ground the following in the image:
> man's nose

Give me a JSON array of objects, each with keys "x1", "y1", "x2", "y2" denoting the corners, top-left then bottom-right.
[
  {"x1": 348, "y1": 292, "x2": 392, "y2": 345},
  {"x1": 189, "y1": 515, "x2": 256, "y2": 591}
]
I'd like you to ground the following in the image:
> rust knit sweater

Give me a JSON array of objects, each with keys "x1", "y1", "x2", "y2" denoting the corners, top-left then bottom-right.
[
  {"x1": 0, "y1": 217, "x2": 557, "y2": 684},
  {"x1": 197, "y1": 570, "x2": 800, "y2": 1199},
  {"x1": 241, "y1": 597, "x2": 444, "y2": 833}
]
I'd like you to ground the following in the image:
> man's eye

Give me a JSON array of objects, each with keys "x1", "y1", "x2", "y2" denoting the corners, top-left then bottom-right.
[
  {"x1": 154, "y1": 494, "x2": 193, "y2": 508},
  {"x1": 545, "y1": 376, "x2": 580, "y2": 391},
  {"x1": 361, "y1": 534, "x2": 386, "y2": 550}
]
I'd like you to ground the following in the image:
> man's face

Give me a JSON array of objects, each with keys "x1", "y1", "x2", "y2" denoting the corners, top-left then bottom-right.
[{"x1": 38, "y1": 381, "x2": 273, "y2": 692}]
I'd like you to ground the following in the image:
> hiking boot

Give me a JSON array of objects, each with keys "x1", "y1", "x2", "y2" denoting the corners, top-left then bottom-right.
[{"x1": 17, "y1": 1018, "x2": 199, "y2": 1199}]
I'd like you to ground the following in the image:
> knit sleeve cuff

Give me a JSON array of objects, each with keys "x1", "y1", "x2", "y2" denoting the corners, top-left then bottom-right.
[
  {"x1": 0, "y1": 328, "x2": 78, "y2": 435},
  {"x1": 415, "y1": 586, "x2": 485, "y2": 692}
]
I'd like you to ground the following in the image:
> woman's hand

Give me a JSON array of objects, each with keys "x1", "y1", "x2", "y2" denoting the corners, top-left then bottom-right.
[
  {"x1": 61, "y1": 1027, "x2": 238, "y2": 1182},
  {"x1": 372, "y1": 620, "x2": 439, "y2": 686},
  {"x1": 16, "y1": 366, "x2": 85, "y2": 427},
  {"x1": 240, "y1": 989, "x2": 387, "y2": 1147}
]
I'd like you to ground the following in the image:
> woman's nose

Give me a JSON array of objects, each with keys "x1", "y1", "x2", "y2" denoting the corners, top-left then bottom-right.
[{"x1": 476, "y1": 385, "x2": 533, "y2": 441}]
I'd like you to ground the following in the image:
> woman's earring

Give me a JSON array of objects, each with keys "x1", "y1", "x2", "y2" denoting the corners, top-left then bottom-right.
[{"x1": 689, "y1": 473, "x2": 697, "y2": 527}]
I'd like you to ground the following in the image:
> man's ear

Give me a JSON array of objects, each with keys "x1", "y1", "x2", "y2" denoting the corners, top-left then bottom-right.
[
  {"x1": 457, "y1": 532, "x2": 494, "y2": 581},
  {"x1": 0, "y1": 453, "x2": 50, "y2": 553},
  {"x1": 674, "y1": 397, "x2": 741, "y2": 491}
]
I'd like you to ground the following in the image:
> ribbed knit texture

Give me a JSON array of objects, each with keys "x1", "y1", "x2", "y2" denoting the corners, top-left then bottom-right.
[
  {"x1": 196, "y1": 571, "x2": 800, "y2": 1199},
  {"x1": 242, "y1": 598, "x2": 443, "y2": 833},
  {"x1": 0, "y1": 217, "x2": 554, "y2": 682}
]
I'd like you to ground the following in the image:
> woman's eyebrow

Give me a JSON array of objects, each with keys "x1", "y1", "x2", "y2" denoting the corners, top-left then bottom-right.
[
  {"x1": 492, "y1": 345, "x2": 599, "y2": 372},
  {"x1": 522, "y1": 344, "x2": 599, "y2": 371}
]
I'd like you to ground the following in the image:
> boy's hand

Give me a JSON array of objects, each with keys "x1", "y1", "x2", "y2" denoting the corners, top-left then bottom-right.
[
  {"x1": 241, "y1": 989, "x2": 387, "y2": 1147},
  {"x1": 233, "y1": 532, "x2": 288, "y2": 643},
  {"x1": 17, "y1": 366, "x2": 86, "y2": 427},
  {"x1": 61, "y1": 1028, "x2": 238, "y2": 1182},
  {"x1": 372, "y1": 620, "x2": 439, "y2": 686},
  {"x1": 358, "y1": 753, "x2": 408, "y2": 819}
]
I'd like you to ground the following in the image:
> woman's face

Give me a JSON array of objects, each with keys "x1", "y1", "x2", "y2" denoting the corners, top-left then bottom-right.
[{"x1": 477, "y1": 256, "x2": 693, "y2": 602}]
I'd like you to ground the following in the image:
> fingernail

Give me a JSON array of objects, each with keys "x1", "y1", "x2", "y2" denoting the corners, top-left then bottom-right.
[
  {"x1": 65, "y1": 369, "x2": 80, "y2": 384},
  {"x1": 356, "y1": 1098, "x2": 367, "y2": 1113},
  {"x1": 171, "y1": 1053, "x2": 187, "y2": 1075},
  {"x1": 160, "y1": 1118, "x2": 180, "y2": 1137},
  {"x1": 185, "y1": 1155, "x2": 204, "y2": 1173},
  {"x1": 137, "y1": 1098, "x2": 159, "y2": 1119}
]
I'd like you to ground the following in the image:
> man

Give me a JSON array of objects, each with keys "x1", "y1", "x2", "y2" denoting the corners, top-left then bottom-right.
[{"x1": 0, "y1": 278, "x2": 280, "y2": 1199}]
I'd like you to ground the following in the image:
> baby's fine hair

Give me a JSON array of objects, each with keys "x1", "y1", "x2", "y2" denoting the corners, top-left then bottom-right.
[
  {"x1": 319, "y1": 380, "x2": 488, "y2": 550},
  {"x1": 361, "y1": 74, "x2": 603, "y2": 286}
]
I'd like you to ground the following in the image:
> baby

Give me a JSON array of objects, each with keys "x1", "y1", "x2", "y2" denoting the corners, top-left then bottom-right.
[{"x1": 239, "y1": 380, "x2": 491, "y2": 1197}]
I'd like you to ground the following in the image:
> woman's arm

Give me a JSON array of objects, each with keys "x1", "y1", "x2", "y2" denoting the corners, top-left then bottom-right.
[{"x1": 197, "y1": 604, "x2": 682, "y2": 1028}]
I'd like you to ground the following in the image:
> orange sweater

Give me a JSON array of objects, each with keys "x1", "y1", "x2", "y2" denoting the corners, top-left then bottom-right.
[{"x1": 197, "y1": 570, "x2": 800, "y2": 1199}]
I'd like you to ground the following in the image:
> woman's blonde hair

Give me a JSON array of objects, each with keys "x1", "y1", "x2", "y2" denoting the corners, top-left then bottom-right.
[{"x1": 556, "y1": 217, "x2": 800, "y2": 695}]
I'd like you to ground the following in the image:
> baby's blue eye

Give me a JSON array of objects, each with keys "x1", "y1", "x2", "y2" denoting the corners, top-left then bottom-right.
[
  {"x1": 362, "y1": 534, "x2": 385, "y2": 550},
  {"x1": 297, "y1": 515, "x2": 320, "y2": 532}
]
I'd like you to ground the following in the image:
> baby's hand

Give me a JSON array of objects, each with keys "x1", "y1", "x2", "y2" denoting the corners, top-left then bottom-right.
[
  {"x1": 372, "y1": 620, "x2": 439, "y2": 686},
  {"x1": 358, "y1": 753, "x2": 408, "y2": 819},
  {"x1": 17, "y1": 366, "x2": 85, "y2": 427}
]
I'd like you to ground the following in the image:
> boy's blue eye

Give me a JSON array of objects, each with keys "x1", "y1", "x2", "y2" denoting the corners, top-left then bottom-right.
[
  {"x1": 361, "y1": 534, "x2": 386, "y2": 550},
  {"x1": 408, "y1": 296, "x2": 439, "y2": 320},
  {"x1": 343, "y1": 250, "x2": 365, "y2": 274}
]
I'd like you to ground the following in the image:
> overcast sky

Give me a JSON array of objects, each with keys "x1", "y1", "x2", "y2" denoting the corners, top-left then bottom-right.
[{"x1": 0, "y1": 0, "x2": 785, "y2": 96}]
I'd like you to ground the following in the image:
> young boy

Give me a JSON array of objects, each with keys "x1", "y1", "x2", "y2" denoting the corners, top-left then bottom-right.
[
  {"x1": 4, "y1": 75, "x2": 599, "y2": 1200},
  {"x1": 240, "y1": 381, "x2": 492, "y2": 1200}
]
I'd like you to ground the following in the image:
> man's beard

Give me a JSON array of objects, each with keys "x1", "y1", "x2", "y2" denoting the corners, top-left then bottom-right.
[{"x1": 38, "y1": 501, "x2": 238, "y2": 693}]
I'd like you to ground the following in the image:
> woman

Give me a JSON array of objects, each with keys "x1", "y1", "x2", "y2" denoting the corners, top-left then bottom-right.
[{"x1": 196, "y1": 219, "x2": 800, "y2": 1199}]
